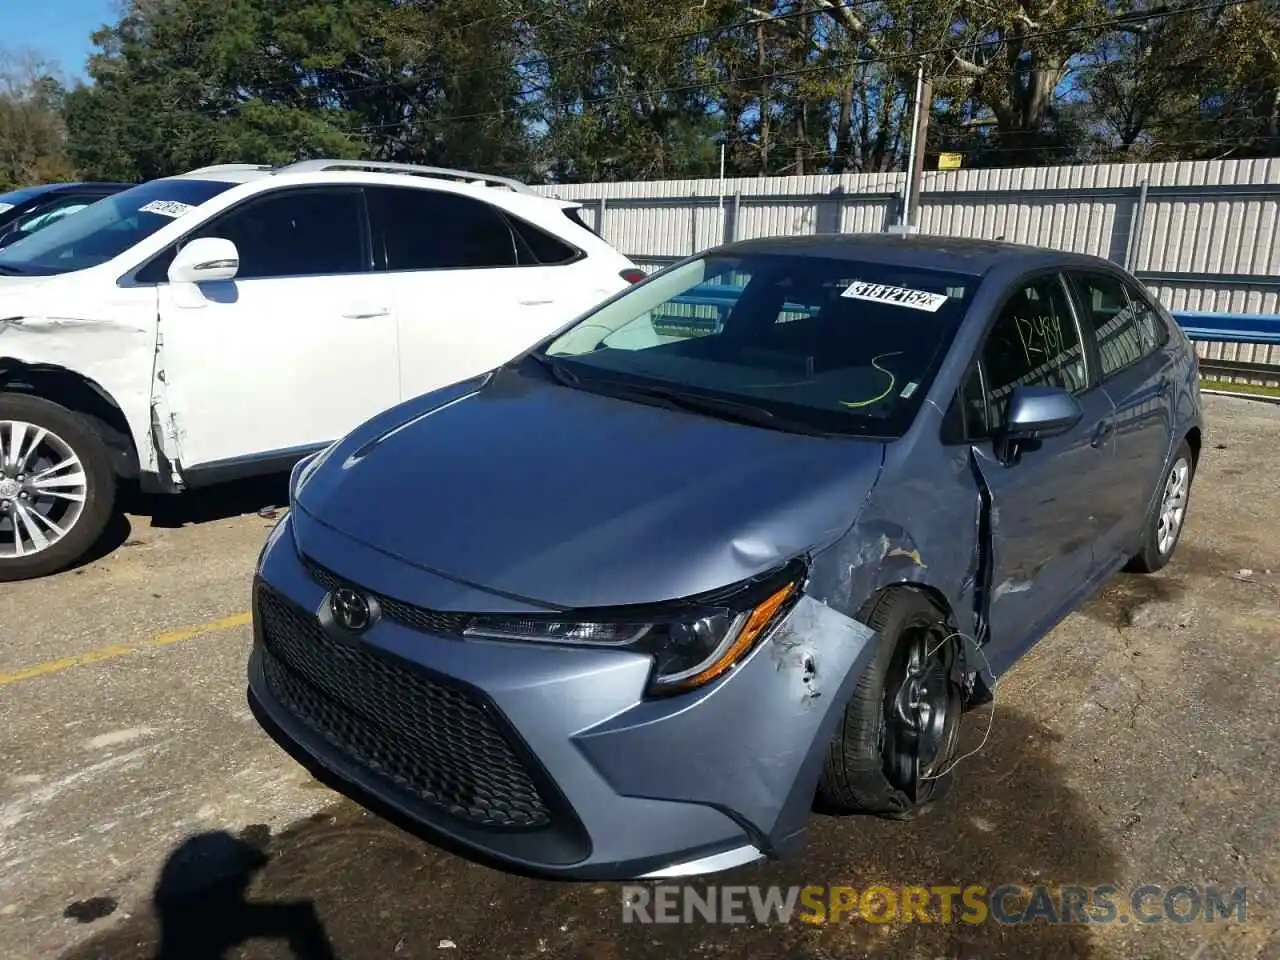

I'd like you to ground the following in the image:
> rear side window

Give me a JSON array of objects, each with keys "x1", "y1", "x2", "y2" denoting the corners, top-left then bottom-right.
[
  {"x1": 563, "y1": 206, "x2": 600, "y2": 237},
  {"x1": 508, "y1": 215, "x2": 580, "y2": 265},
  {"x1": 1070, "y1": 272, "x2": 1167, "y2": 378},
  {"x1": 981, "y1": 275, "x2": 1087, "y2": 430},
  {"x1": 368, "y1": 185, "x2": 518, "y2": 270}
]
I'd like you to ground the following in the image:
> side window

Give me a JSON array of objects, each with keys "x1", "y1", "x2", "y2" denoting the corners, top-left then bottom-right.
[
  {"x1": 189, "y1": 188, "x2": 366, "y2": 280},
  {"x1": 981, "y1": 275, "x2": 1088, "y2": 429},
  {"x1": 368, "y1": 186, "x2": 518, "y2": 271},
  {"x1": 508, "y1": 216, "x2": 580, "y2": 265},
  {"x1": 1071, "y1": 272, "x2": 1165, "y2": 379}
]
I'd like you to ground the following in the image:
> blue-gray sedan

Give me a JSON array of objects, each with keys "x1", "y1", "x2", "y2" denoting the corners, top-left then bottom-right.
[{"x1": 247, "y1": 234, "x2": 1204, "y2": 881}]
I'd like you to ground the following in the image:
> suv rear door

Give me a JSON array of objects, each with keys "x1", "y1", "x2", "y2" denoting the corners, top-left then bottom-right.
[{"x1": 365, "y1": 184, "x2": 613, "y2": 402}]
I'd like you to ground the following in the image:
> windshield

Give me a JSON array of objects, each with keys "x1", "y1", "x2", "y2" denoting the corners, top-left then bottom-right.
[
  {"x1": 0, "y1": 178, "x2": 235, "y2": 276},
  {"x1": 540, "y1": 251, "x2": 980, "y2": 438}
]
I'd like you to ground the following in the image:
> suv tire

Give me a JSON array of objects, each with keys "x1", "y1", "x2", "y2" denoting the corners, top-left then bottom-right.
[{"x1": 0, "y1": 393, "x2": 117, "y2": 582}]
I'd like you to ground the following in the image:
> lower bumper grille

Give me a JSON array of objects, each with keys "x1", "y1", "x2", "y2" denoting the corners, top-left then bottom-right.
[{"x1": 255, "y1": 582, "x2": 552, "y2": 829}]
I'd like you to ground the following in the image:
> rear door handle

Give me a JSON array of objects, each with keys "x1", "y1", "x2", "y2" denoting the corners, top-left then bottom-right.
[
  {"x1": 1090, "y1": 419, "x2": 1114, "y2": 448},
  {"x1": 342, "y1": 306, "x2": 390, "y2": 319}
]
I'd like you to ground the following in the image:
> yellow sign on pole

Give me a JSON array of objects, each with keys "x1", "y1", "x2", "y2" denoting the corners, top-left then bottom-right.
[{"x1": 938, "y1": 152, "x2": 963, "y2": 170}]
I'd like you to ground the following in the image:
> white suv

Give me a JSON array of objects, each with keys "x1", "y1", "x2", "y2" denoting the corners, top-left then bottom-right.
[{"x1": 0, "y1": 160, "x2": 641, "y2": 580}]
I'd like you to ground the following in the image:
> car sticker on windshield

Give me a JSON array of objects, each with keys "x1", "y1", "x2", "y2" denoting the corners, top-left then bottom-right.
[
  {"x1": 900, "y1": 381, "x2": 919, "y2": 399},
  {"x1": 841, "y1": 280, "x2": 948, "y2": 312},
  {"x1": 0, "y1": 203, "x2": 14, "y2": 215},
  {"x1": 139, "y1": 200, "x2": 195, "y2": 219}
]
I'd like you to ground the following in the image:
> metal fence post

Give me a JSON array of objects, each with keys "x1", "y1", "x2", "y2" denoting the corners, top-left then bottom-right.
[
  {"x1": 1123, "y1": 178, "x2": 1149, "y2": 271},
  {"x1": 729, "y1": 193, "x2": 741, "y2": 243},
  {"x1": 598, "y1": 196, "x2": 608, "y2": 236}
]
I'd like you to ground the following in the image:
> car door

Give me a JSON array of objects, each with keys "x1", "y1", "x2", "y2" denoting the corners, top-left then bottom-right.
[
  {"x1": 153, "y1": 185, "x2": 400, "y2": 472},
  {"x1": 966, "y1": 272, "x2": 1125, "y2": 673},
  {"x1": 1066, "y1": 270, "x2": 1177, "y2": 565},
  {"x1": 364, "y1": 184, "x2": 597, "y2": 402}
]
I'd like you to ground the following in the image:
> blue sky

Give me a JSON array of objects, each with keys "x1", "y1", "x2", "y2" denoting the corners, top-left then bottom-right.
[{"x1": 2, "y1": 0, "x2": 116, "y2": 82}]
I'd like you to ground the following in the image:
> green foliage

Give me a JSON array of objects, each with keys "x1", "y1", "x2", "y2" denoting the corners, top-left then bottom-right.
[{"x1": 7, "y1": 0, "x2": 1279, "y2": 186}]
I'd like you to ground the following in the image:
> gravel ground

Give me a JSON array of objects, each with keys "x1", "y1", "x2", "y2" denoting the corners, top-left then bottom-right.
[{"x1": 1, "y1": 394, "x2": 1277, "y2": 960}]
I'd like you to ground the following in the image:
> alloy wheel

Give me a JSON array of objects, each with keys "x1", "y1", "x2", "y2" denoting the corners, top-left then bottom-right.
[
  {"x1": 0, "y1": 420, "x2": 89, "y2": 559},
  {"x1": 1156, "y1": 457, "x2": 1191, "y2": 556}
]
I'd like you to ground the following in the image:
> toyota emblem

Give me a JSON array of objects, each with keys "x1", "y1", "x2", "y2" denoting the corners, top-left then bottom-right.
[{"x1": 330, "y1": 587, "x2": 373, "y2": 633}]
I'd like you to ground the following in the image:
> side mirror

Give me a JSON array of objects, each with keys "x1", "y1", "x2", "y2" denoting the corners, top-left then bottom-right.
[
  {"x1": 168, "y1": 237, "x2": 239, "y2": 283},
  {"x1": 1002, "y1": 385, "x2": 1083, "y2": 441}
]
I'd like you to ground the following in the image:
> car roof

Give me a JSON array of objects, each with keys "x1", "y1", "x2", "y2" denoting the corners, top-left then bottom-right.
[
  {"x1": 156, "y1": 161, "x2": 581, "y2": 210},
  {"x1": 2, "y1": 180, "x2": 132, "y2": 199},
  {"x1": 721, "y1": 232, "x2": 1116, "y2": 276}
]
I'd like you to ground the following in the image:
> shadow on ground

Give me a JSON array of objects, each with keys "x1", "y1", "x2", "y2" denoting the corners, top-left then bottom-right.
[{"x1": 62, "y1": 707, "x2": 1113, "y2": 960}]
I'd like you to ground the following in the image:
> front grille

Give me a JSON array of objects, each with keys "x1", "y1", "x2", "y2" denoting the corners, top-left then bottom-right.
[
  {"x1": 302, "y1": 556, "x2": 469, "y2": 636},
  {"x1": 256, "y1": 583, "x2": 551, "y2": 829}
]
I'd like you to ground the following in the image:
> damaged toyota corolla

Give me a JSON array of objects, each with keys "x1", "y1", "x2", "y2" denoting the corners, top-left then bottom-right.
[{"x1": 248, "y1": 234, "x2": 1203, "y2": 881}]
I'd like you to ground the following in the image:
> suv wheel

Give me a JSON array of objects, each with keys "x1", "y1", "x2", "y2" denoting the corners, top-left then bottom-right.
[
  {"x1": 818, "y1": 588, "x2": 965, "y2": 820},
  {"x1": 0, "y1": 394, "x2": 117, "y2": 582},
  {"x1": 1125, "y1": 439, "x2": 1194, "y2": 574}
]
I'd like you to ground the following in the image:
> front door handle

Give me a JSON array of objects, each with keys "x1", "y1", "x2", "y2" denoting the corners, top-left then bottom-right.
[{"x1": 1090, "y1": 419, "x2": 1114, "y2": 448}]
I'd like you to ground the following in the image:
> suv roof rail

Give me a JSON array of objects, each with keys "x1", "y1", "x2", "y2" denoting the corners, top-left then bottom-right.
[
  {"x1": 182, "y1": 163, "x2": 274, "y2": 175},
  {"x1": 274, "y1": 159, "x2": 535, "y2": 194}
]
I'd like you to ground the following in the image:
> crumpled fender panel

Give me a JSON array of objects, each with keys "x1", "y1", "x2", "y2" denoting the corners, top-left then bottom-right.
[
  {"x1": 0, "y1": 309, "x2": 163, "y2": 477},
  {"x1": 572, "y1": 596, "x2": 879, "y2": 856}
]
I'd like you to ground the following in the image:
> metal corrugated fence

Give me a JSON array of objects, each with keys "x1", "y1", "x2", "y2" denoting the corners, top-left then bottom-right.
[{"x1": 534, "y1": 158, "x2": 1280, "y2": 388}]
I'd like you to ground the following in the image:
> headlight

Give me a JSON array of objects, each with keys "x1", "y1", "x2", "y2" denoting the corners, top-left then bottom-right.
[{"x1": 462, "y1": 561, "x2": 805, "y2": 697}]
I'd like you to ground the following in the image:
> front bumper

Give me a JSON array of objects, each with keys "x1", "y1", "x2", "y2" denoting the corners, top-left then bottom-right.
[{"x1": 247, "y1": 510, "x2": 879, "y2": 881}]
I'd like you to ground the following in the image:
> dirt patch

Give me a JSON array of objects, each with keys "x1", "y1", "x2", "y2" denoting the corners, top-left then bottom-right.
[{"x1": 63, "y1": 710, "x2": 1112, "y2": 960}]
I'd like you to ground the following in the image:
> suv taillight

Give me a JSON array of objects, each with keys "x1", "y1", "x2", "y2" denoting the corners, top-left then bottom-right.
[{"x1": 620, "y1": 268, "x2": 646, "y2": 284}]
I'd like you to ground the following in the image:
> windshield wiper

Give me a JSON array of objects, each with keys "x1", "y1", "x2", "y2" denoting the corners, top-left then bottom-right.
[
  {"x1": 0, "y1": 264, "x2": 28, "y2": 275},
  {"x1": 589, "y1": 380, "x2": 839, "y2": 437},
  {"x1": 522, "y1": 352, "x2": 581, "y2": 388}
]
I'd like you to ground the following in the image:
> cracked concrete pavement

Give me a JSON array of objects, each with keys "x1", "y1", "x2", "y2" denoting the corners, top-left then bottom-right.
[{"x1": 1, "y1": 394, "x2": 1277, "y2": 960}]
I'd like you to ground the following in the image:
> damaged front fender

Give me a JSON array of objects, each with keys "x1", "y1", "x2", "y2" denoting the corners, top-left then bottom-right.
[
  {"x1": 0, "y1": 297, "x2": 169, "y2": 481},
  {"x1": 573, "y1": 596, "x2": 879, "y2": 857}
]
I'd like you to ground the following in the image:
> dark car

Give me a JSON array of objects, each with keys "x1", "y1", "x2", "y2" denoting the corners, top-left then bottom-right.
[
  {"x1": 247, "y1": 234, "x2": 1204, "y2": 881},
  {"x1": 0, "y1": 181, "x2": 131, "y2": 249}
]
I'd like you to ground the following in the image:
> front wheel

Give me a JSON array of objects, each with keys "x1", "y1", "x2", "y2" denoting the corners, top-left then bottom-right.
[
  {"x1": 817, "y1": 588, "x2": 965, "y2": 820},
  {"x1": 1125, "y1": 439, "x2": 1195, "y2": 575},
  {"x1": 0, "y1": 394, "x2": 117, "y2": 582}
]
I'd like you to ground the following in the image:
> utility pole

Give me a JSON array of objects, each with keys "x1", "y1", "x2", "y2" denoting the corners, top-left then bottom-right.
[
  {"x1": 898, "y1": 61, "x2": 932, "y2": 231},
  {"x1": 908, "y1": 75, "x2": 933, "y2": 229}
]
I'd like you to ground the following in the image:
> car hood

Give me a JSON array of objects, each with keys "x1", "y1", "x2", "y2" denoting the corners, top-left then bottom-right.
[{"x1": 295, "y1": 367, "x2": 886, "y2": 609}]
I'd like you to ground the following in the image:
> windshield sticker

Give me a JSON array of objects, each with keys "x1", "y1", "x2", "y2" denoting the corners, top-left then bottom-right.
[
  {"x1": 899, "y1": 381, "x2": 919, "y2": 399},
  {"x1": 841, "y1": 280, "x2": 948, "y2": 312},
  {"x1": 139, "y1": 199, "x2": 195, "y2": 219},
  {"x1": 0, "y1": 203, "x2": 13, "y2": 215}
]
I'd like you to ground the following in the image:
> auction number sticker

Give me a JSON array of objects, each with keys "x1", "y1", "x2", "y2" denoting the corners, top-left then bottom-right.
[
  {"x1": 841, "y1": 280, "x2": 948, "y2": 312},
  {"x1": 139, "y1": 199, "x2": 195, "y2": 219}
]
